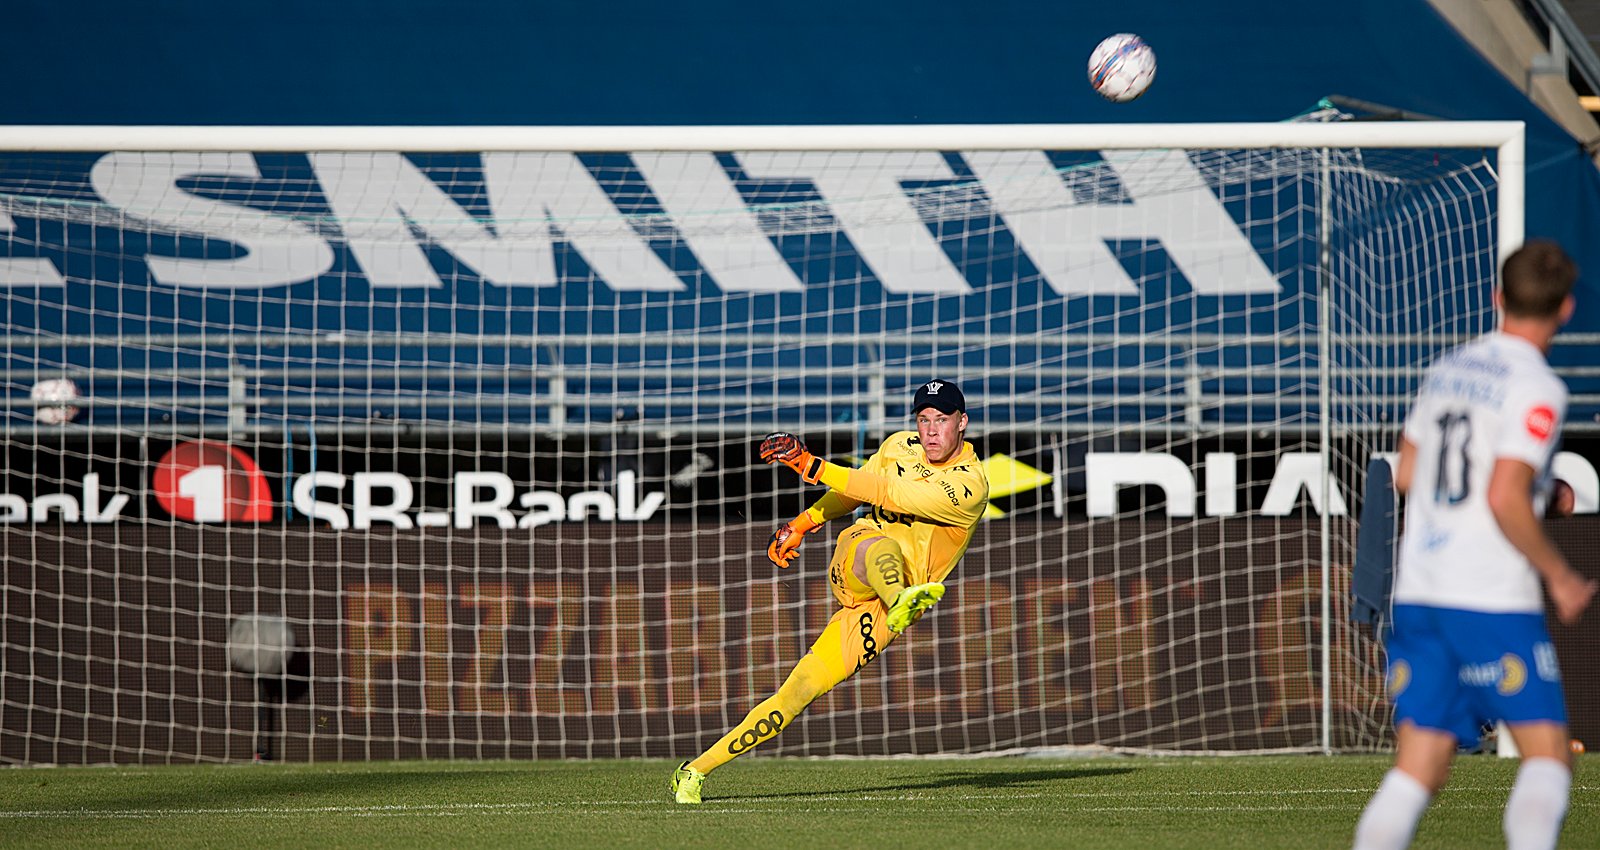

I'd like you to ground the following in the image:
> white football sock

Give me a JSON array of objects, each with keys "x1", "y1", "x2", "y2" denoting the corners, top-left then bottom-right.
[
  {"x1": 1353, "y1": 768, "x2": 1432, "y2": 850},
  {"x1": 1503, "y1": 757, "x2": 1570, "y2": 850}
]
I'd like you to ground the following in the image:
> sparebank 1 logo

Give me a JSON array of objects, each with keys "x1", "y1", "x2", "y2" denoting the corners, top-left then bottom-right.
[
  {"x1": 152, "y1": 440, "x2": 274, "y2": 522},
  {"x1": 1, "y1": 149, "x2": 1280, "y2": 296}
]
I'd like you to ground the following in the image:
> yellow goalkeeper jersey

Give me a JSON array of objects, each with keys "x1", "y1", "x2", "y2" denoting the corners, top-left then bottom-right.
[{"x1": 834, "y1": 431, "x2": 989, "y2": 585}]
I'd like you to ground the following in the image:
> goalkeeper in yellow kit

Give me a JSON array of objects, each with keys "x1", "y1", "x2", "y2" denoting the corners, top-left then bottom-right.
[{"x1": 672, "y1": 379, "x2": 989, "y2": 803}]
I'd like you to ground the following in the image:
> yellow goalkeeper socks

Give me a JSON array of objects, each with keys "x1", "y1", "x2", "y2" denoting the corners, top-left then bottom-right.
[
  {"x1": 688, "y1": 641, "x2": 842, "y2": 774},
  {"x1": 689, "y1": 694, "x2": 791, "y2": 775}
]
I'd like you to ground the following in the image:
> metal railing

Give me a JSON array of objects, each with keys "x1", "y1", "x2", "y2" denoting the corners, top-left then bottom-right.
[{"x1": 5, "y1": 331, "x2": 1598, "y2": 438}]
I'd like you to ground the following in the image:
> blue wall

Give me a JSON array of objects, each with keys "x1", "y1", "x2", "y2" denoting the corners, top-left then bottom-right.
[
  {"x1": 1, "y1": 0, "x2": 1576, "y2": 127},
  {"x1": 4, "y1": 0, "x2": 1597, "y2": 427}
]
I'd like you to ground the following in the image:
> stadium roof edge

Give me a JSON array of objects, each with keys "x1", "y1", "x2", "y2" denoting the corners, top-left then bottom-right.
[{"x1": 1428, "y1": 0, "x2": 1600, "y2": 165}]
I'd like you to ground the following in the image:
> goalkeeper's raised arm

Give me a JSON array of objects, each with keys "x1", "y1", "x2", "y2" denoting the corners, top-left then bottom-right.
[{"x1": 671, "y1": 379, "x2": 989, "y2": 804}]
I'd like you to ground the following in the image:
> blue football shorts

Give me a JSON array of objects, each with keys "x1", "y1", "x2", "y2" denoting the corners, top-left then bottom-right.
[{"x1": 1385, "y1": 604, "x2": 1567, "y2": 748}]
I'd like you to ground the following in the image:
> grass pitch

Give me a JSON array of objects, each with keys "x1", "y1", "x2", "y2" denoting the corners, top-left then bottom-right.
[{"x1": 2, "y1": 754, "x2": 1595, "y2": 849}]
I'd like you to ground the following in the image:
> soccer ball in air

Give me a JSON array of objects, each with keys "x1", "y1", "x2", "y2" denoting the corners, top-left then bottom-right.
[
  {"x1": 30, "y1": 378, "x2": 81, "y2": 425},
  {"x1": 1088, "y1": 33, "x2": 1156, "y2": 102},
  {"x1": 229, "y1": 614, "x2": 296, "y2": 677}
]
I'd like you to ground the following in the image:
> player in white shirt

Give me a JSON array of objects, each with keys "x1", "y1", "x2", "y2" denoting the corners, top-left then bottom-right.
[{"x1": 1353, "y1": 240, "x2": 1596, "y2": 850}]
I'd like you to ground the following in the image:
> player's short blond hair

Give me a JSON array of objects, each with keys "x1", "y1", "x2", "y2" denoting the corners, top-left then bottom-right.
[{"x1": 1501, "y1": 239, "x2": 1577, "y2": 319}]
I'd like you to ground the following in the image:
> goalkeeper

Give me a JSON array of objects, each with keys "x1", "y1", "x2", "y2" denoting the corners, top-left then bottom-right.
[{"x1": 672, "y1": 379, "x2": 989, "y2": 804}]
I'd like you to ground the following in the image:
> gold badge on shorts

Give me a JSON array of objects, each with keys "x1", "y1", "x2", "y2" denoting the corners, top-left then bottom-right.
[
  {"x1": 1387, "y1": 660, "x2": 1411, "y2": 697},
  {"x1": 1498, "y1": 653, "x2": 1527, "y2": 696}
]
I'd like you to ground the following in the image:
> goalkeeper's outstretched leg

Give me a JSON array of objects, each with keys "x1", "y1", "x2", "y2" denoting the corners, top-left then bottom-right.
[
  {"x1": 673, "y1": 537, "x2": 911, "y2": 804},
  {"x1": 675, "y1": 602, "x2": 898, "y2": 797}
]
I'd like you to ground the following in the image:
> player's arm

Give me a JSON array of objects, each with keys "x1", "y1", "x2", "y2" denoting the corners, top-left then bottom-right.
[
  {"x1": 1487, "y1": 459, "x2": 1595, "y2": 624},
  {"x1": 830, "y1": 464, "x2": 985, "y2": 526},
  {"x1": 1488, "y1": 384, "x2": 1595, "y2": 623},
  {"x1": 807, "y1": 490, "x2": 863, "y2": 520},
  {"x1": 1395, "y1": 382, "x2": 1434, "y2": 497},
  {"x1": 1394, "y1": 437, "x2": 1417, "y2": 497},
  {"x1": 764, "y1": 466, "x2": 865, "y2": 569},
  {"x1": 759, "y1": 432, "x2": 983, "y2": 526}
]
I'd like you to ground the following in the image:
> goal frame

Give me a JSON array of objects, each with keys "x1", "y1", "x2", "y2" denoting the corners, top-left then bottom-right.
[
  {"x1": 0, "y1": 121, "x2": 1526, "y2": 759},
  {"x1": 0, "y1": 123, "x2": 1523, "y2": 244}
]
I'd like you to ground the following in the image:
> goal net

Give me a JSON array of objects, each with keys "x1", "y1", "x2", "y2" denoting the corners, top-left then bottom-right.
[{"x1": 0, "y1": 123, "x2": 1518, "y2": 763}]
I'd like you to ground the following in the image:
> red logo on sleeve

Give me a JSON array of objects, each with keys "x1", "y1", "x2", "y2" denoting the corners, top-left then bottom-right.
[{"x1": 1525, "y1": 405, "x2": 1556, "y2": 442}]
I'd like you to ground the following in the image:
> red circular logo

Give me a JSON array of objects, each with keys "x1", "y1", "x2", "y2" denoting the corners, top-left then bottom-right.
[
  {"x1": 152, "y1": 440, "x2": 274, "y2": 522},
  {"x1": 1525, "y1": 405, "x2": 1556, "y2": 442}
]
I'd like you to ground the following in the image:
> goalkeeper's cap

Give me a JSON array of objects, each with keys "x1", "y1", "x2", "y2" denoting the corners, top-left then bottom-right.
[{"x1": 912, "y1": 379, "x2": 965, "y2": 415}]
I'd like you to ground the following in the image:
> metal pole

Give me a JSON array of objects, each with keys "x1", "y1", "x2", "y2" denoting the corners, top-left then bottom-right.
[{"x1": 1317, "y1": 147, "x2": 1335, "y2": 755}]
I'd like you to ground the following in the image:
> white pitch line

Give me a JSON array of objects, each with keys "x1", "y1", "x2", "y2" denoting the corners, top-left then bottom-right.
[
  {"x1": 0, "y1": 793, "x2": 1035, "y2": 820},
  {"x1": 1, "y1": 802, "x2": 615, "y2": 819},
  {"x1": 4, "y1": 783, "x2": 1594, "y2": 821},
  {"x1": 1067, "y1": 803, "x2": 1518, "y2": 813},
  {"x1": 0, "y1": 801, "x2": 1536, "y2": 820}
]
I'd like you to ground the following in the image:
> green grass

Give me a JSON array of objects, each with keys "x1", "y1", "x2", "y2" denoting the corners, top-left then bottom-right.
[{"x1": 1, "y1": 755, "x2": 1595, "y2": 848}]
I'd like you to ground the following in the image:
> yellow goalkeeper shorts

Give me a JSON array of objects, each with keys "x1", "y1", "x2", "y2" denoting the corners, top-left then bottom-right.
[
  {"x1": 825, "y1": 523, "x2": 924, "y2": 608},
  {"x1": 812, "y1": 523, "x2": 925, "y2": 678}
]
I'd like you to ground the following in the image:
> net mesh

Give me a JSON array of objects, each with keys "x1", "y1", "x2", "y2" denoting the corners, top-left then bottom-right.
[{"x1": 0, "y1": 139, "x2": 1500, "y2": 762}]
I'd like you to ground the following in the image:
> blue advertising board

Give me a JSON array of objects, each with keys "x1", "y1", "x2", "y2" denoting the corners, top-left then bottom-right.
[{"x1": 0, "y1": 142, "x2": 1505, "y2": 428}]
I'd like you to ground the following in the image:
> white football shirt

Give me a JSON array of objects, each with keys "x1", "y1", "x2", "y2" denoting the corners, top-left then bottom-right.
[{"x1": 1393, "y1": 332, "x2": 1567, "y2": 613}]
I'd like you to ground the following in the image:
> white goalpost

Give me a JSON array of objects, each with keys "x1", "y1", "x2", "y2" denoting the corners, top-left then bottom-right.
[{"x1": 0, "y1": 121, "x2": 1522, "y2": 762}]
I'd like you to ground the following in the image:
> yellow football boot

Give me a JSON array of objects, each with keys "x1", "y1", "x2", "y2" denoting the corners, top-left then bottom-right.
[
  {"x1": 887, "y1": 582, "x2": 945, "y2": 633},
  {"x1": 670, "y1": 761, "x2": 706, "y2": 805}
]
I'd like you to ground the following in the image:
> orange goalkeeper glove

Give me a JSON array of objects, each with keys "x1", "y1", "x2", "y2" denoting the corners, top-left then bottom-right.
[
  {"x1": 760, "y1": 432, "x2": 825, "y2": 484},
  {"x1": 767, "y1": 510, "x2": 822, "y2": 568}
]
